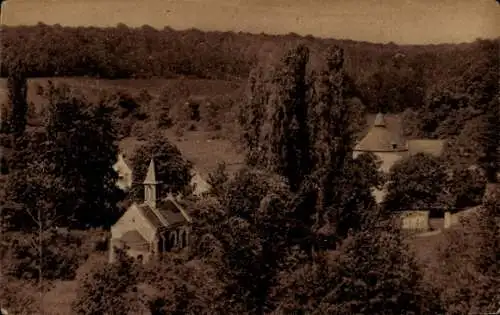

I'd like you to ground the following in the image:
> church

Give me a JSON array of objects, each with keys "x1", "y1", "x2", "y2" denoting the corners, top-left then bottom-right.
[{"x1": 109, "y1": 159, "x2": 193, "y2": 263}]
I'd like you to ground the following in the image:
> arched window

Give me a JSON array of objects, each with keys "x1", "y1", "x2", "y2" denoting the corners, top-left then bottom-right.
[
  {"x1": 182, "y1": 229, "x2": 188, "y2": 248},
  {"x1": 178, "y1": 230, "x2": 184, "y2": 248},
  {"x1": 169, "y1": 231, "x2": 177, "y2": 249}
]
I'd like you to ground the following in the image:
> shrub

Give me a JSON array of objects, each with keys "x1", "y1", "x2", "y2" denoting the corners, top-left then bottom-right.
[
  {"x1": 2, "y1": 230, "x2": 89, "y2": 282},
  {"x1": 130, "y1": 120, "x2": 157, "y2": 141},
  {"x1": 72, "y1": 247, "x2": 145, "y2": 315}
]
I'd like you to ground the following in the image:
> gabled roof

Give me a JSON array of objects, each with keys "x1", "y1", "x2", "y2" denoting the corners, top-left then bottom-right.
[
  {"x1": 354, "y1": 113, "x2": 407, "y2": 152},
  {"x1": 138, "y1": 204, "x2": 165, "y2": 229},
  {"x1": 407, "y1": 140, "x2": 446, "y2": 157},
  {"x1": 137, "y1": 196, "x2": 192, "y2": 229}
]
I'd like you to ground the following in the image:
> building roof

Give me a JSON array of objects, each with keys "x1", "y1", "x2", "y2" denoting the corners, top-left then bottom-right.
[
  {"x1": 138, "y1": 203, "x2": 165, "y2": 228},
  {"x1": 407, "y1": 139, "x2": 446, "y2": 157},
  {"x1": 354, "y1": 113, "x2": 407, "y2": 152},
  {"x1": 137, "y1": 197, "x2": 191, "y2": 229}
]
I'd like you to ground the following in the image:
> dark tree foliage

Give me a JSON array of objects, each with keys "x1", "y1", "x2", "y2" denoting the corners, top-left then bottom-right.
[
  {"x1": 477, "y1": 99, "x2": 500, "y2": 183},
  {"x1": 263, "y1": 44, "x2": 312, "y2": 191},
  {"x1": 240, "y1": 45, "x2": 382, "y2": 256},
  {"x1": 2, "y1": 25, "x2": 496, "y2": 98},
  {"x1": 401, "y1": 39, "x2": 499, "y2": 141},
  {"x1": 142, "y1": 254, "x2": 224, "y2": 315},
  {"x1": 2, "y1": 229, "x2": 88, "y2": 281},
  {"x1": 206, "y1": 162, "x2": 229, "y2": 198},
  {"x1": 272, "y1": 220, "x2": 443, "y2": 314},
  {"x1": 7, "y1": 67, "x2": 28, "y2": 138},
  {"x1": 3, "y1": 82, "x2": 123, "y2": 229},
  {"x1": 447, "y1": 167, "x2": 487, "y2": 209},
  {"x1": 239, "y1": 66, "x2": 270, "y2": 165},
  {"x1": 436, "y1": 197, "x2": 500, "y2": 314},
  {"x1": 359, "y1": 53, "x2": 426, "y2": 113},
  {"x1": 307, "y1": 46, "x2": 365, "y2": 247},
  {"x1": 130, "y1": 131, "x2": 193, "y2": 198},
  {"x1": 72, "y1": 247, "x2": 144, "y2": 315},
  {"x1": 42, "y1": 84, "x2": 123, "y2": 227},
  {"x1": 384, "y1": 153, "x2": 449, "y2": 211},
  {"x1": 189, "y1": 168, "x2": 298, "y2": 314}
]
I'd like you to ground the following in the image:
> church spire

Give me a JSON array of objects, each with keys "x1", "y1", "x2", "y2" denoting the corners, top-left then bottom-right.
[
  {"x1": 143, "y1": 159, "x2": 161, "y2": 208},
  {"x1": 143, "y1": 159, "x2": 160, "y2": 185}
]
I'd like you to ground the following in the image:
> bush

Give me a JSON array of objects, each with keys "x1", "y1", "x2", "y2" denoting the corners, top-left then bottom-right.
[
  {"x1": 72, "y1": 248, "x2": 145, "y2": 315},
  {"x1": 2, "y1": 230, "x2": 89, "y2": 282},
  {"x1": 130, "y1": 120, "x2": 157, "y2": 140},
  {"x1": 157, "y1": 111, "x2": 173, "y2": 128},
  {"x1": 0, "y1": 278, "x2": 38, "y2": 315}
]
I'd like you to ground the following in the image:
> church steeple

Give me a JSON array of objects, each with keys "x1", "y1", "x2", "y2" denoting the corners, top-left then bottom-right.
[{"x1": 143, "y1": 159, "x2": 161, "y2": 208}]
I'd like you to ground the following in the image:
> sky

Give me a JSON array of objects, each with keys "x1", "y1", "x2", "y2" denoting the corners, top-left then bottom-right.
[{"x1": 1, "y1": 0, "x2": 499, "y2": 45}]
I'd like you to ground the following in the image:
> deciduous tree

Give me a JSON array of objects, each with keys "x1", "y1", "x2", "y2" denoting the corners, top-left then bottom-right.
[
  {"x1": 131, "y1": 131, "x2": 192, "y2": 198},
  {"x1": 7, "y1": 66, "x2": 28, "y2": 138},
  {"x1": 384, "y1": 153, "x2": 449, "y2": 211}
]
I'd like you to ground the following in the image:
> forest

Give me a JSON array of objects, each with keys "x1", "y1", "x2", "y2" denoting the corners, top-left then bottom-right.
[{"x1": 0, "y1": 24, "x2": 498, "y2": 314}]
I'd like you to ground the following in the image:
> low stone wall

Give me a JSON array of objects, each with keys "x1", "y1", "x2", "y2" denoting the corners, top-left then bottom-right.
[
  {"x1": 397, "y1": 211, "x2": 431, "y2": 232},
  {"x1": 444, "y1": 207, "x2": 480, "y2": 229}
]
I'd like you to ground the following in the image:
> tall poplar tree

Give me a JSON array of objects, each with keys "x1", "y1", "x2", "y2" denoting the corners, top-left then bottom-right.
[
  {"x1": 308, "y1": 46, "x2": 375, "y2": 247},
  {"x1": 478, "y1": 97, "x2": 499, "y2": 183},
  {"x1": 7, "y1": 66, "x2": 28, "y2": 138},
  {"x1": 264, "y1": 44, "x2": 312, "y2": 191}
]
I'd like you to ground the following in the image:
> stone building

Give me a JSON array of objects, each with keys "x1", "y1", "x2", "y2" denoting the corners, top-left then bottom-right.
[
  {"x1": 353, "y1": 112, "x2": 447, "y2": 204},
  {"x1": 109, "y1": 159, "x2": 192, "y2": 263}
]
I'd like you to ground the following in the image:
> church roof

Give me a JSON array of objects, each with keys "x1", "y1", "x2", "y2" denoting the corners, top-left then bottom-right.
[
  {"x1": 354, "y1": 113, "x2": 407, "y2": 152},
  {"x1": 137, "y1": 197, "x2": 191, "y2": 229}
]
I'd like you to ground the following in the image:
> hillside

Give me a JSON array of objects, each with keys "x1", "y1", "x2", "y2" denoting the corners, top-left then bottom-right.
[{"x1": 1, "y1": 24, "x2": 498, "y2": 114}]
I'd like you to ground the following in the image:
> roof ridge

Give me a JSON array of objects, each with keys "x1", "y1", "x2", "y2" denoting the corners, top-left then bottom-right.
[
  {"x1": 166, "y1": 195, "x2": 193, "y2": 224},
  {"x1": 149, "y1": 205, "x2": 170, "y2": 227}
]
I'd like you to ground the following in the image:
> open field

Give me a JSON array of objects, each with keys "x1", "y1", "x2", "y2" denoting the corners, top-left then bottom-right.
[
  {"x1": 119, "y1": 130, "x2": 245, "y2": 178},
  {"x1": 0, "y1": 76, "x2": 401, "y2": 178}
]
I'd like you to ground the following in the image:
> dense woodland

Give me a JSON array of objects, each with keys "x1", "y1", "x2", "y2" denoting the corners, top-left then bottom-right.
[{"x1": 0, "y1": 24, "x2": 499, "y2": 314}]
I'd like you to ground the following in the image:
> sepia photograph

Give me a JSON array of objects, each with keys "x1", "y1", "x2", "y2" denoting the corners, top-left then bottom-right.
[{"x1": 0, "y1": 0, "x2": 498, "y2": 314}]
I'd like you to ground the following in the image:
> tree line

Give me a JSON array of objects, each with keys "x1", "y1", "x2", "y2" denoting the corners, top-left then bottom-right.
[{"x1": 1, "y1": 23, "x2": 498, "y2": 115}]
